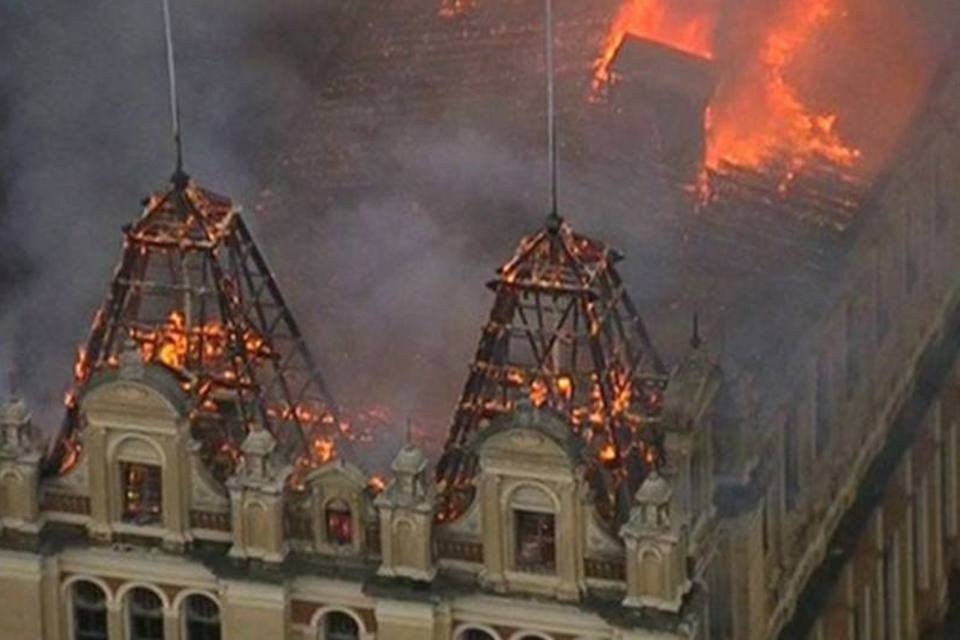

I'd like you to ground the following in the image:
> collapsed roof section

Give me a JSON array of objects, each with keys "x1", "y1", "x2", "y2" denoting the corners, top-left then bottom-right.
[
  {"x1": 436, "y1": 215, "x2": 669, "y2": 524},
  {"x1": 49, "y1": 176, "x2": 340, "y2": 481}
]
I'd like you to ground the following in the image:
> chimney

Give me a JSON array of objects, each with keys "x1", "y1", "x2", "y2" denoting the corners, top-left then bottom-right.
[{"x1": 608, "y1": 35, "x2": 717, "y2": 181}]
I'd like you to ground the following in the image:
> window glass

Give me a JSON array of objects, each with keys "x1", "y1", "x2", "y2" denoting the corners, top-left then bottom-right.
[
  {"x1": 73, "y1": 581, "x2": 108, "y2": 640},
  {"x1": 122, "y1": 462, "x2": 163, "y2": 524},
  {"x1": 128, "y1": 588, "x2": 164, "y2": 640},
  {"x1": 185, "y1": 594, "x2": 221, "y2": 640},
  {"x1": 514, "y1": 510, "x2": 556, "y2": 574},
  {"x1": 325, "y1": 500, "x2": 353, "y2": 546},
  {"x1": 323, "y1": 611, "x2": 359, "y2": 640}
]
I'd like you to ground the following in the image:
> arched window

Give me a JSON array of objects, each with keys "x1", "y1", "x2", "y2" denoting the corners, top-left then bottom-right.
[
  {"x1": 128, "y1": 588, "x2": 164, "y2": 640},
  {"x1": 122, "y1": 462, "x2": 163, "y2": 524},
  {"x1": 325, "y1": 499, "x2": 353, "y2": 546},
  {"x1": 322, "y1": 610, "x2": 359, "y2": 640},
  {"x1": 72, "y1": 581, "x2": 108, "y2": 640},
  {"x1": 459, "y1": 629, "x2": 497, "y2": 640},
  {"x1": 514, "y1": 510, "x2": 556, "y2": 573},
  {"x1": 184, "y1": 594, "x2": 221, "y2": 640}
]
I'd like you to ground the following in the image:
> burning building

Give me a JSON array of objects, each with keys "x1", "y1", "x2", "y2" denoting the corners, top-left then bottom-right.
[
  {"x1": 54, "y1": 171, "x2": 343, "y2": 484},
  {"x1": 0, "y1": 0, "x2": 959, "y2": 639}
]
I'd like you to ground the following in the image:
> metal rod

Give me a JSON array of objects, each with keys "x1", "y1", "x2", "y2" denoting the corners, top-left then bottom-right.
[
  {"x1": 545, "y1": 0, "x2": 559, "y2": 223},
  {"x1": 161, "y1": 0, "x2": 184, "y2": 177}
]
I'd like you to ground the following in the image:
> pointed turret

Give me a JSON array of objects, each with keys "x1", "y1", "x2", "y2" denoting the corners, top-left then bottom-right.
[
  {"x1": 376, "y1": 435, "x2": 436, "y2": 581},
  {"x1": 50, "y1": 175, "x2": 340, "y2": 481},
  {"x1": 436, "y1": 216, "x2": 669, "y2": 523}
]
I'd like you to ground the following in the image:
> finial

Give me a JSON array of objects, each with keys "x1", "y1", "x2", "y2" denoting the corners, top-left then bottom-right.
[
  {"x1": 544, "y1": 0, "x2": 561, "y2": 231},
  {"x1": 405, "y1": 415, "x2": 413, "y2": 447},
  {"x1": 162, "y1": 0, "x2": 188, "y2": 188},
  {"x1": 690, "y1": 312, "x2": 702, "y2": 350}
]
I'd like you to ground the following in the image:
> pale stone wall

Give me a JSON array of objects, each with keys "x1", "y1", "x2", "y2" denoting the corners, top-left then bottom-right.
[{"x1": 0, "y1": 552, "x2": 45, "y2": 639}]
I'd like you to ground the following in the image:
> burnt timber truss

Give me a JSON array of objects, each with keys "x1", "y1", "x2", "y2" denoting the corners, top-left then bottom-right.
[
  {"x1": 436, "y1": 215, "x2": 669, "y2": 523},
  {"x1": 48, "y1": 176, "x2": 339, "y2": 479}
]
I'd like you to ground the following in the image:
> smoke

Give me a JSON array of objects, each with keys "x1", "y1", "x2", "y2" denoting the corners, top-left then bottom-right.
[
  {"x1": 0, "y1": 0, "x2": 956, "y2": 461},
  {"x1": 0, "y1": 0, "x2": 320, "y2": 430}
]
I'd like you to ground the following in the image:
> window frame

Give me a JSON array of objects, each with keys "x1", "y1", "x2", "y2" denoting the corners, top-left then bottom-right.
[
  {"x1": 182, "y1": 593, "x2": 222, "y2": 640},
  {"x1": 513, "y1": 509, "x2": 557, "y2": 575},
  {"x1": 120, "y1": 461, "x2": 163, "y2": 526},
  {"x1": 126, "y1": 586, "x2": 165, "y2": 640},
  {"x1": 71, "y1": 580, "x2": 109, "y2": 640}
]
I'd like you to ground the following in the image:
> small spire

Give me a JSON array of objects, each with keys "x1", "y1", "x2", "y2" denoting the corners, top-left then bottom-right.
[
  {"x1": 162, "y1": 0, "x2": 189, "y2": 188},
  {"x1": 544, "y1": 0, "x2": 562, "y2": 231},
  {"x1": 690, "y1": 312, "x2": 702, "y2": 350},
  {"x1": 404, "y1": 415, "x2": 414, "y2": 447}
]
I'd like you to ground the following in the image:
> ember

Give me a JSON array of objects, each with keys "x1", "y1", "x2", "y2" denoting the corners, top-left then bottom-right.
[
  {"x1": 436, "y1": 216, "x2": 668, "y2": 523},
  {"x1": 48, "y1": 176, "x2": 341, "y2": 481}
]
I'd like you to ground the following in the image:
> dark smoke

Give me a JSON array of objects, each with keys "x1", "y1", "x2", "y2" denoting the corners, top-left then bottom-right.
[{"x1": 0, "y1": 0, "x2": 956, "y2": 461}]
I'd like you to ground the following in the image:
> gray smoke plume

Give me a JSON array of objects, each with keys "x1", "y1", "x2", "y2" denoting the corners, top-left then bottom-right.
[{"x1": 0, "y1": 0, "x2": 956, "y2": 459}]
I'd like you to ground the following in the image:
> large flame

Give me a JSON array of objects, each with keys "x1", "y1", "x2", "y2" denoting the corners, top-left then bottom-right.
[
  {"x1": 595, "y1": 0, "x2": 864, "y2": 180},
  {"x1": 594, "y1": 0, "x2": 717, "y2": 89},
  {"x1": 704, "y1": 0, "x2": 861, "y2": 175}
]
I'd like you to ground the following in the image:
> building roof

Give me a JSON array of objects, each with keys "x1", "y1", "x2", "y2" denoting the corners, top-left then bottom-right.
[{"x1": 49, "y1": 175, "x2": 341, "y2": 481}]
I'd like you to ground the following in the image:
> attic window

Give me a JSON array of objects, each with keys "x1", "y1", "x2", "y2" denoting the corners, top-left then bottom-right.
[
  {"x1": 325, "y1": 499, "x2": 353, "y2": 546},
  {"x1": 122, "y1": 462, "x2": 162, "y2": 525},
  {"x1": 514, "y1": 510, "x2": 556, "y2": 574}
]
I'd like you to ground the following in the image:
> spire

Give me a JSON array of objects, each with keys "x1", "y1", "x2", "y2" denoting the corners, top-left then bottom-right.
[
  {"x1": 161, "y1": 0, "x2": 188, "y2": 188},
  {"x1": 690, "y1": 312, "x2": 702, "y2": 350},
  {"x1": 52, "y1": 180, "x2": 341, "y2": 481},
  {"x1": 544, "y1": 0, "x2": 561, "y2": 231},
  {"x1": 436, "y1": 220, "x2": 669, "y2": 523}
]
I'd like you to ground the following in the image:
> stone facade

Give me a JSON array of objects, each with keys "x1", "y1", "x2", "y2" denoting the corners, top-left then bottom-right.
[{"x1": 1, "y1": 29, "x2": 959, "y2": 640}]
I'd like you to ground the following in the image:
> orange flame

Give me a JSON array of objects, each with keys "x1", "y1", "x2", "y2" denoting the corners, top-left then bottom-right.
[
  {"x1": 368, "y1": 475, "x2": 386, "y2": 493},
  {"x1": 595, "y1": 0, "x2": 862, "y2": 181},
  {"x1": 438, "y1": 0, "x2": 474, "y2": 18},
  {"x1": 599, "y1": 443, "x2": 617, "y2": 463},
  {"x1": 594, "y1": 0, "x2": 716, "y2": 91},
  {"x1": 58, "y1": 438, "x2": 82, "y2": 475},
  {"x1": 705, "y1": 0, "x2": 860, "y2": 175},
  {"x1": 312, "y1": 437, "x2": 336, "y2": 463},
  {"x1": 529, "y1": 378, "x2": 549, "y2": 408}
]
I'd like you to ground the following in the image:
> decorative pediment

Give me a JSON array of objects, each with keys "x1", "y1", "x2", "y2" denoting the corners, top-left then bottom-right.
[
  {"x1": 475, "y1": 407, "x2": 583, "y2": 473},
  {"x1": 82, "y1": 375, "x2": 184, "y2": 429},
  {"x1": 304, "y1": 458, "x2": 369, "y2": 492}
]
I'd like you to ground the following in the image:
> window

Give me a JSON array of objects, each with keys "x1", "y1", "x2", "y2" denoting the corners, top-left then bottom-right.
[
  {"x1": 514, "y1": 510, "x2": 556, "y2": 574},
  {"x1": 325, "y1": 499, "x2": 353, "y2": 546},
  {"x1": 322, "y1": 611, "x2": 359, "y2": 640},
  {"x1": 72, "y1": 581, "x2": 108, "y2": 640},
  {"x1": 185, "y1": 594, "x2": 221, "y2": 640},
  {"x1": 128, "y1": 588, "x2": 164, "y2": 640},
  {"x1": 122, "y1": 462, "x2": 162, "y2": 524},
  {"x1": 458, "y1": 629, "x2": 497, "y2": 640}
]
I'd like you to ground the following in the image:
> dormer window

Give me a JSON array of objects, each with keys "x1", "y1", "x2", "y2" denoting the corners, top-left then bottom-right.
[
  {"x1": 122, "y1": 462, "x2": 162, "y2": 524},
  {"x1": 325, "y1": 499, "x2": 353, "y2": 546},
  {"x1": 514, "y1": 510, "x2": 556, "y2": 574}
]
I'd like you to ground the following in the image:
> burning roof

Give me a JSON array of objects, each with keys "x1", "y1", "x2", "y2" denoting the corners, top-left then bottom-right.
[
  {"x1": 436, "y1": 213, "x2": 668, "y2": 524},
  {"x1": 51, "y1": 174, "x2": 340, "y2": 480}
]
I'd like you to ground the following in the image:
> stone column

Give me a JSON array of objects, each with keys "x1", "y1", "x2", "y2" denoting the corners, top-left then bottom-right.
[
  {"x1": 480, "y1": 473, "x2": 504, "y2": 586},
  {"x1": 221, "y1": 580, "x2": 288, "y2": 640},
  {"x1": 374, "y1": 599, "x2": 437, "y2": 640}
]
